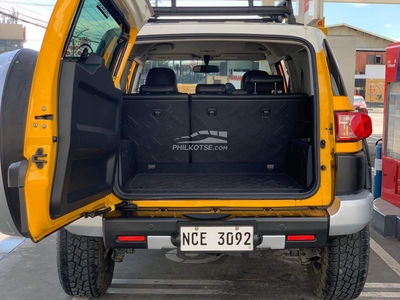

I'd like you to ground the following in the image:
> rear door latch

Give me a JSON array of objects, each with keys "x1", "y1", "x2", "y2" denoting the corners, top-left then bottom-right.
[
  {"x1": 83, "y1": 202, "x2": 127, "y2": 218},
  {"x1": 32, "y1": 148, "x2": 47, "y2": 169}
]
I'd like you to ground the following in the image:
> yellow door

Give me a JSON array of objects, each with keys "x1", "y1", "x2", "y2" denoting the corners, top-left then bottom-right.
[{"x1": 1, "y1": 0, "x2": 152, "y2": 242}]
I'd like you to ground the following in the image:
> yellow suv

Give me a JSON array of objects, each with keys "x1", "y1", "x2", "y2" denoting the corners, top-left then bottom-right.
[{"x1": 0, "y1": 0, "x2": 374, "y2": 299}]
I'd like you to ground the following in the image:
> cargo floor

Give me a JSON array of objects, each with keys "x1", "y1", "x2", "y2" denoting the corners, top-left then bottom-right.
[{"x1": 123, "y1": 173, "x2": 302, "y2": 193}]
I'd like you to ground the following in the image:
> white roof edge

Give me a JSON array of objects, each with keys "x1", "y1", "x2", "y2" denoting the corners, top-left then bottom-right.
[
  {"x1": 137, "y1": 23, "x2": 326, "y2": 53},
  {"x1": 138, "y1": 23, "x2": 313, "y2": 41}
]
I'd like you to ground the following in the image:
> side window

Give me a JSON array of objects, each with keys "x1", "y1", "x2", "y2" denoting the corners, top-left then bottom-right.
[
  {"x1": 322, "y1": 40, "x2": 347, "y2": 96},
  {"x1": 64, "y1": 0, "x2": 123, "y2": 69},
  {"x1": 277, "y1": 60, "x2": 289, "y2": 92}
]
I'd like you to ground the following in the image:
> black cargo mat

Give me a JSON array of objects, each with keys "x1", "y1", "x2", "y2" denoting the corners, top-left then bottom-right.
[{"x1": 124, "y1": 173, "x2": 302, "y2": 193}]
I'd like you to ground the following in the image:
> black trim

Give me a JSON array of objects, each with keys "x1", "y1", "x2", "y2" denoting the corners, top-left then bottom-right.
[
  {"x1": 148, "y1": 17, "x2": 286, "y2": 23},
  {"x1": 152, "y1": 6, "x2": 293, "y2": 16},
  {"x1": 363, "y1": 139, "x2": 372, "y2": 192},
  {"x1": 100, "y1": 0, "x2": 129, "y2": 30},
  {"x1": 150, "y1": 0, "x2": 297, "y2": 24},
  {"x1": 336, "y1": 151, "x2": 367, "y2": 195},
  {"x1": 0, "y1": 49, "x2": 38, "y2": 238},
  {"x1": 103, "y1": 216, "x2": 329, "y2": 249},
  {"x1": 322, "y1": 40, "x2": 347, "y2": 96},
  {"x1": 110, "y1": 32, "x2": 130, "y2": 78}
]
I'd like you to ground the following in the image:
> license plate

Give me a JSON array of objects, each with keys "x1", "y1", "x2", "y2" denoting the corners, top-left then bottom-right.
[{"x1": 180, "y1": 225, "x2": 254, "y2": 251}]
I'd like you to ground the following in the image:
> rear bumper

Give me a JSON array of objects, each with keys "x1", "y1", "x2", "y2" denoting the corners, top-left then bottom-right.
[
  {"x1": 103, "y1": 216, "x2": 328, "y2": 250},
  {"x1": 66, "y1": 189, "x2": 374, "y2": 248},
  {"x1": 329, "y1": 190, "x2": 374, "y2": 236}
]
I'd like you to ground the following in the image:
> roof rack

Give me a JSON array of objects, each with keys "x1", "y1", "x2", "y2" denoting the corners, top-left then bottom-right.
[{"x1": 149, "y1": 0, "x2": 297, "y2": 24}]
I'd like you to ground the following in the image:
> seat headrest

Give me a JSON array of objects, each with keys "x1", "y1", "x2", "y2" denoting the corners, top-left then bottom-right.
[
  {"x1": 230, "y1": 89, "x2": 249, "y2": 95},
  {"x1": 140, "y1": 85, "x2": 177, "y2": 94},
  {"x1": 196, "y1": 84, "x2": 227, "y2": 94},
  {"x1": 145, "y1": 68, "x2": 177, "y2": 86},
  {"x1": 241, "y1": 70, "x2": 269, "y2": 89},
  {"x1": 245, "y1": 75, "x2": 284, "y2": 94}
]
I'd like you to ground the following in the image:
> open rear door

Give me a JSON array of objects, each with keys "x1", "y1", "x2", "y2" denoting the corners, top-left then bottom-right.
[{"x1": 0, "y1": 0, "x2": 152, "y2": 242}]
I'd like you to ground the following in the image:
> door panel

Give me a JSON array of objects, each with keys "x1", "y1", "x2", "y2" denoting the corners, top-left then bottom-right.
[
  {"x1": 51, "y1": 56, "x2": 122, "y2": 219},
  {"x1": 0, "y1": 0, "x2": 152, "y2": 242}
]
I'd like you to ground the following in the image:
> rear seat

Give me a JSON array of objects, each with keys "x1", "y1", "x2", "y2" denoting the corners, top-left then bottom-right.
[
  {"x1": 140, "y1": 67, "x2": 180, "y2": 93},
  {"x1": 190, "y1": 71, "x2": 308, "y2": 163},
  {"x1": 121, "y1": 68, "x2": 190, "y2": 163},
  {"x1": 122, "y1": 68, "x2": 309, "y2": 165}
]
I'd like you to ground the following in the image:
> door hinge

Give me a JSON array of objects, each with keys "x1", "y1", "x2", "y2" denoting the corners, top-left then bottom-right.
[
  {"x1": 32, "y1": 148, "x2": 47, "y2": 169},
  {"x1": 326, "y1": 123, "x2": 333, "y2": 135},
  {"x1": 118, "y1": 32, "x2": 130, "y2": 44},
  {"x1": 83, "y1": 202, "x2": 127, "y2": 218}
]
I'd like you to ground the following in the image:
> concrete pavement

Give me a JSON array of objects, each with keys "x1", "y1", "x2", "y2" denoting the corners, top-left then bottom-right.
[{"x1": 0, "y1": 226, "x2": 399, "y2": 300}]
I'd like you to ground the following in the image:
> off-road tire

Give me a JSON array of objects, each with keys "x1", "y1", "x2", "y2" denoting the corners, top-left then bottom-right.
[
  {"x1": 56, "y1": 228, "x2": 115, "y2": 297},
  {"x1": 307, "y1": 226, "x2": 370, "y2": 300}
]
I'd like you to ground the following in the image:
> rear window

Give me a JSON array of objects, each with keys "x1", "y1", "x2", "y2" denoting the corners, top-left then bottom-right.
[
  {"x1": 64, "y1": 0, "x2": 123, "y2": 68},
  {"x1": 140, "y1": 60, "x2": 272, "y2": 93}
]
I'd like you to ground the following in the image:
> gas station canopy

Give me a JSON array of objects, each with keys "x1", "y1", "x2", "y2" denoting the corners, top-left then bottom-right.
[{"x1": 328, "y1": 0, "x2": 400, "y2": 3}]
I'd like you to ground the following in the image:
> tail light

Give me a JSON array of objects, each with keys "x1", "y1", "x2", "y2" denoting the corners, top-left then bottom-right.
[
  {"x1": 287, "y1": 235, "x2": 315, "y2": 241},
  {"x1": 117, "y1": 235, "x2": 146, "y2": 242},
  {"x1": 335, "y1": 112, "x2": 373, "y2": 142}
]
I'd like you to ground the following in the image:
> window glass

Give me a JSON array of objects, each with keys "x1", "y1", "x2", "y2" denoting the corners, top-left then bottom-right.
[
  {"x1": 139, "y1": 60, "x2": 271, "y2": 94},
  {"x1": 323, "y1": 40, "x2": 347, "y2": 96},
  {"x1": 64, "y1": 0, "x2": 122, "y2": 68},
  {"x1": 385, "y1": 82, "x2": 400, "y2": 160}
]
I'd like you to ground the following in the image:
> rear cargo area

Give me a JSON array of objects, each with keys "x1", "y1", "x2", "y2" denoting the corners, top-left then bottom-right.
[{"x1": 116, "y1": 90, "x2": 315, "y2": 199}]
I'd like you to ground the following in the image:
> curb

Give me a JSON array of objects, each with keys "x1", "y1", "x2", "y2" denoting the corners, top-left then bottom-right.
[{"x1": 372, "y1": 198, "x2": 400, "y2": 240}]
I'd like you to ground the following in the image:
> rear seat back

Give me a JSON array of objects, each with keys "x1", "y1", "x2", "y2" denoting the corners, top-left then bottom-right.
[
  {"x1": 190, "y1": 93, "x2": 309, "y2": 163},
  {"x1": 121, "y1": 68, "x2": 308, "y2": 165},
  {"x1": 190, "y1": 70, "x2": 304, "y2": 163},
  {"x1": 121, "y1": 68, "x2": 190, "y2": 163},
  {"x1": 140, "y1": 67, "x2": 179, "y2": 93}
]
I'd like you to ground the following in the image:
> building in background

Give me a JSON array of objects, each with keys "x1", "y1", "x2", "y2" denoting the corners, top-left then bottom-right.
[
  {"x1": 0, "y1": 11, "x2": 25, "y2": 54},
  {"x1": 327, "y1": 24, "x2": 395, "y2": 105}
]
